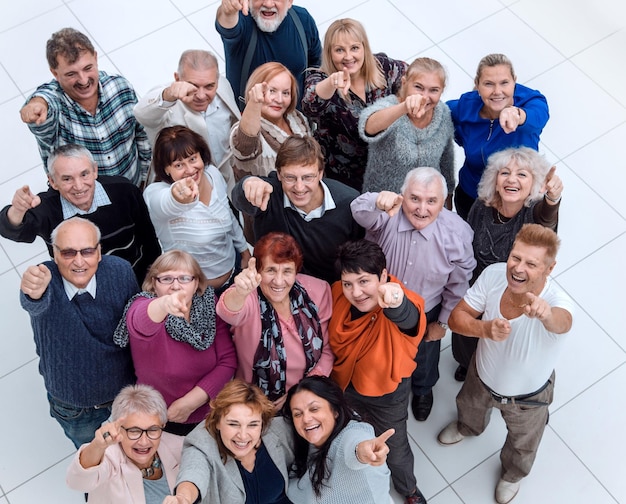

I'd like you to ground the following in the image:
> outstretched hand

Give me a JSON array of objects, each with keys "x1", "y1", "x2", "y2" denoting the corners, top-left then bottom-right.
[
  {"x1": 376, "y1": 191, "x2": 403, "y2": 217},
  {"x1": 21, "y1": 264, "x2": 52, "y2": 300},
  {"x1": 489, "y1": 318, "x2": 511, "y2": 341},
  {"x1": 160, "y1": 290, "x2": 191, "y2": 319},
  {"x1": 377, "y1": 283, "x2": 404, "y2": 309},
  {"x1": 404, "y1": 93, "x2": 428, "y2": 120},
  {"x1": 356, "y1": 428, "x2": 394, "y2": 466},
  {"x1": 233, "y1": 257, "x2": 262, "y2": 297},
  {"x1": 541, "y1": 165, "x2": 563, "y2": 203},
  {"x1": 172, "y1": 176, "x2": 199, "y2": 204},
  {"x1": 243, "y1": 177, "x2": 273, "y2": 210}
]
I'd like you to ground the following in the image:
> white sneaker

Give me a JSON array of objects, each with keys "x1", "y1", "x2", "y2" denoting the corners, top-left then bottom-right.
[
  {"x1": 437, "y1": 421, "x2": 465, "y2": 445},
  {"x1": 495, "y1": 479, "x2": 520, "y2": 504}
]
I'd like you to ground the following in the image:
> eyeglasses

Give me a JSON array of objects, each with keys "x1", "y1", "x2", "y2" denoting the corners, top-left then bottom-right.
[
  {"x1": 121, "y1": 426, "x2": 164, "y2": 440},
  {"x1": 280, "y1": 174, "x2": 319, "y2": 185},
  {"x1": 155, "y1": 275, "x2": 195, "y2": 285},
  {"x1": 54, "y1": 245, "x2": 99, "y2": 259}
]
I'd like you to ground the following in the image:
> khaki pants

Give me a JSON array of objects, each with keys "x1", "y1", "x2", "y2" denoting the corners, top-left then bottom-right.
[{"x1": 455, "y1": 355, "x2": 555, "y2": 482}]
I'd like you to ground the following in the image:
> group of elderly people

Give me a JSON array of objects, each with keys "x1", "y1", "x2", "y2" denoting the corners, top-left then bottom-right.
[{"x1": 10, "y1": 2, "x2": 571, "y2": 504}]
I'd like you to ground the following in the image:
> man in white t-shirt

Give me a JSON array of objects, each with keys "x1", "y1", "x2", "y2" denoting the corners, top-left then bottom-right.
[
  {"x1": 134, "y1": 50, "x2": 240, "y2": 193},
  {"x1": 437, "y1": 223, "x2": 575, "y2": 504}
]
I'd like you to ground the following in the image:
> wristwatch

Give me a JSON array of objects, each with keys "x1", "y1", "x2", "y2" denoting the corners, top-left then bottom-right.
[{"x1": 437, "y1": 321, "x2": 449, "y2": 331}]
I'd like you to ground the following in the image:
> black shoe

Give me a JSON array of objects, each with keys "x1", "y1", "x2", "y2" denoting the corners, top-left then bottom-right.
[
  {"x1": 454, "y1": 365, "x2": 467, "y2": 382},
  {"x1": 411, "y1": 391, "x2": 433, "y2": 421},
  {"x1": 405, "y1": 487, "x2": 427, "y2": 504}
]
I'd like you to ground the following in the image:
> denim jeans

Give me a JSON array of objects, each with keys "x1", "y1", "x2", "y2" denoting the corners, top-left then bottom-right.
[{"x1": 47, "y1": 394, "x2": 112, "y2": 448}]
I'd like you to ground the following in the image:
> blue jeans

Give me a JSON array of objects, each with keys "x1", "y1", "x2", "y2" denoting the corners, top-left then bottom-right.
[{"x1": 47, "y1": 394, "x2": 112, "y2": 448}]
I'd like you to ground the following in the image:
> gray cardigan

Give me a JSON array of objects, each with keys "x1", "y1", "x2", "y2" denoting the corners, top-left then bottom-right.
[
  {"x1": 175, "y1": 417, "x2": 295, "y2": 503},
  {"x1": 358, "y1": 94, "x2": 455, "y2": 194}
]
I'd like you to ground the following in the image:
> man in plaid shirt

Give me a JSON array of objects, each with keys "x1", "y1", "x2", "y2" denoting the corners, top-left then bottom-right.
[{"x1": 20, "y1": 27, "x2": 150, "y2": 187}]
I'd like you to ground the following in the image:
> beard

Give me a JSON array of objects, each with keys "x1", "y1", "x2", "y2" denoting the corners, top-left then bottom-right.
[{"x1": 251, "y1": 6, "x2": 286, "y2": 33}]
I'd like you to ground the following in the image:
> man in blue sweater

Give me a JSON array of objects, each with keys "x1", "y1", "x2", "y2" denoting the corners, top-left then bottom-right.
[{"x1": 20, "y1": 217, "x2": 139, "y2": 448}]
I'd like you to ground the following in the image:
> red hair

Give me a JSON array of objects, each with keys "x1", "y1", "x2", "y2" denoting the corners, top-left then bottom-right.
[{"x1": 253, "y1": 232, "x2": 303, "y2": 272}]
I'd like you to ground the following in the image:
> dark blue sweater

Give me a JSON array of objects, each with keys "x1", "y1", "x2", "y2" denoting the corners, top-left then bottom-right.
[{"x1": 20, "y1": 255, "x2": 139, "y2": 407}]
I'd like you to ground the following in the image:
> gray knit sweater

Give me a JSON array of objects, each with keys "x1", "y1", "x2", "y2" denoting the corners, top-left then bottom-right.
[{"x1": 359, "y1": 95, "x2": 455, "y2": 194}]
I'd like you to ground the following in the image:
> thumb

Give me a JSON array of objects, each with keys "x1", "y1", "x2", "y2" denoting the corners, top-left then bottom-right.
[
  {"x1": 31, "y1": 194, "x2": 42, "y2": 208},
  {"x1": 343, "y1": 68, "x2": 350, "y2": 80},
  {"x1": 37, "y1": 264, "x2": 49, "y2": 275}
]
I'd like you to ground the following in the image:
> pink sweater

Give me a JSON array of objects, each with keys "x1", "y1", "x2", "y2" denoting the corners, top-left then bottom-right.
[
  {"x1": 216, "y1": 274, "x2": 334, "y2": 392},
  {"x1": 127, "y1": 296, "x2": 237, "y2": 424}
]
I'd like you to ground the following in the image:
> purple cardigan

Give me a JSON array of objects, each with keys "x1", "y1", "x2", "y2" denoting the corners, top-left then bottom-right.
[{"x1": 126, "y1": 296, "x2": 237, "y2": 424}]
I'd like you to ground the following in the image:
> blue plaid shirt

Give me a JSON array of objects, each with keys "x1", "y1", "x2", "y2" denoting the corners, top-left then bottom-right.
[{"x1": 28, "y1": 71, "x2": 151, "y2": 186}]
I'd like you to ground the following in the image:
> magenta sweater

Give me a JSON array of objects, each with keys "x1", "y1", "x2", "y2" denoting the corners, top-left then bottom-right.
[{"x1": 126, "y1": 296, "x2": 237, "y2": 424}]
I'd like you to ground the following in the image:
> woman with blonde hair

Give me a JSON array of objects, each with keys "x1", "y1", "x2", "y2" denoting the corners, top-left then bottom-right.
[
  {"x1": 359, "y1": 57, "x2": 455, "y2": 205},
  {"x1": 302, "y1": 18, "x2": 406, "y2": 191},
  {"x1": 163, "y1": 379, "x2": 294, "y2": 504},
  {"x1": 230, "y1": 62, "x2": 311, "y2": 179}
]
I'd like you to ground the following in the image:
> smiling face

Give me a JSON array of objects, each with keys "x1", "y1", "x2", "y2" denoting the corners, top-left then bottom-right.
[
  {"x1": 261, "y1": 71, "x2": 293, "y2": 123},
  {"x1": 48, "y1": 155, "x2": 98, "y2": 211},
  {"x1": 341, "y1": 268, "x2": 387, "y2": 313},
  {"x1": 250, "y1": 0, "x2": 292, "y2": 32},
  {"x1": 278, "y1": 162, "x2": 324, "y2": 213},
  {"x1": 506, "y1": 241, "x2": 555, "y2": 297},
  {"x1": 258, "y1": 258, "x2": 297, "y2": 307},
  {"x1": 53, "y1": 220, "x2": 101, "y2": 289},
  {"x1": 402, "y1": 71, "x2": 444, "y2": 114},
  {"x1": 289, "y1": 390, "x2": 337, "y2": 448},
  {"x1": 120, "y1": 412, "x2": 163, "y2": 469},
  {"x1": 330, "y1": 33, "x2": 365, "y2": 76},
  {"x1": 177, "y1": 65, "x2": 218, "y2": 112},
  {"x1": 153, "y1": 268, "x2": 198, "y2": 308},
  {"x1": 401, "y1": 177, "x2": 445, "y2": 231},
  {"x1": 495, "y1": 160, "x2": 534, "y2": 208},
  {"x1": 165, "y1": 151, "x2": 205, "y2": 185},
  {"x1": 217, "y1": 404, "x2": 263, "y2": 462},
  {"x1": 476, "y1": 64, "x2": 516, "y2": 119},
  {"x1": 51, "y1": 50, "x2": 99, "y2": 107}
]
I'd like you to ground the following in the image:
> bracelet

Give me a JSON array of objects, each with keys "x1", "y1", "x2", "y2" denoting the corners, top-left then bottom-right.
[
  {"x1": 355, "y1": 444, "x2": 365, "y2": 464},
  {"x1": 544, "y1": 193, "x2": 561, "y2": 204}
]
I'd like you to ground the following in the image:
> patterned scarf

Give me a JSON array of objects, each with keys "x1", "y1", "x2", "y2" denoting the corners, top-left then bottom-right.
[
  {"x1": 252, "y1": 281, "x2": 323, "y2": 401},
  {"x1": 113, "y1": 288, "x2": 217, "y2": 351}
]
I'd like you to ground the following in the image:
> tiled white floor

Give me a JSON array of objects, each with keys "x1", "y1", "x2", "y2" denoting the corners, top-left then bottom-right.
[{"x1": 0, "y1": 1, "x2": 624, "y2": 503}]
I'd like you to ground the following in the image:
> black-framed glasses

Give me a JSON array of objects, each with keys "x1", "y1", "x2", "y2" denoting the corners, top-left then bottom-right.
[
  {"x1": 121, "y1": 426, "x2": 164, "y2": 440},
  {"x1": 54, "y1": 245, "x2": 99, "y2": 259},
  {"x1": 155, "y1": 275, "x2": 195, "y2": 285}
]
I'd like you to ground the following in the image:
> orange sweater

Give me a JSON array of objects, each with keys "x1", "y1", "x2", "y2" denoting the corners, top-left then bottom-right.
[{"x1": 329, "y1": 275, "x2": 426, "y2": 396}]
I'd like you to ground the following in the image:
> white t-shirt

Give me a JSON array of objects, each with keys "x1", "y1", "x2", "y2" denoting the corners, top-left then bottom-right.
[{"x1": 465, "y1": 262, "x2": 575, "y2": 396}]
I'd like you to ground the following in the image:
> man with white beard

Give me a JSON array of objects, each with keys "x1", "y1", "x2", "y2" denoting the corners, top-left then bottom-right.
[{"x1": 216, "y1": 0, "x2": 321, "y2": 110}]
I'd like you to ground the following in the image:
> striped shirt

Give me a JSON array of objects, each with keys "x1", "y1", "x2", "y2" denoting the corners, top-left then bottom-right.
[{"x1": 28, "y1": 71, "x2": 151, "y2": 186}]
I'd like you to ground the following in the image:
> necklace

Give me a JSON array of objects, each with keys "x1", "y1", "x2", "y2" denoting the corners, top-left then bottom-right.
[
  {"x1": 494, "y1": 208, "x2": 511, "y2": 224},
  {"x1": 140, "y1": 453, "x2": 162, "y2": 479}
]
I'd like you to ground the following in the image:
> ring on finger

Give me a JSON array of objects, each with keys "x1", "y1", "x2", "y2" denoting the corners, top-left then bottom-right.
[{"x1": 103, "y1": 431, "x2": 111, "y2": 440}]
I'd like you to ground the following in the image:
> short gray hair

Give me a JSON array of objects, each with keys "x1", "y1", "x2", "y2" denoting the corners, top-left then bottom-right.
[
  {"x1": 47, "y1": 144, "x2": 96, "y2": 177},
  {"x1": 50, "y1": 216, "x2": 101, "y2": 246},
  {"x1": 111, "y1": 384, "x2": 168, "y2": 425},
  {"x1": 477, "y1": 147, "x2": 551, "y2": 208},
  {"x1": 401, "y1": 167, "x2": 448, "y2": 200},
  {"x1": 178, "y1": 49, "x2": 219, "y2": 76}
]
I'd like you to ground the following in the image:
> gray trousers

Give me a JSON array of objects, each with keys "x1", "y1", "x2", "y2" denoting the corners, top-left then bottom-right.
[
  {"x1": 345, "y1": 378, "x2": 418, "y2": 497},
  {"x1": 456, "y1": 355, "x2": 555, "y2": 482}
]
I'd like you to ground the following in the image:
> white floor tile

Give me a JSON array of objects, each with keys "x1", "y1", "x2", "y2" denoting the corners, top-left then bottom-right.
[
  {"x1": 428, "y1": 486, "x2": 464, "y2": 504},
  {"x1": 556, "y1": 232, "x2": 626, "y2": 350},
  {"x1": 0, "y1": 66, "x2": 21, "y2": 107},
  {"x1": 0, "y1": 98, "x2": 45, "y2": 175},
  {"x1": 510, "y1": 0, "x2": 626, "y2": 57},
  {"x1": 0, "y1": 361, "x2": 74, "y2": 492},
  {"x1": 68, "y1": 0, "x2": 183, "y2": 54},
  {"x1": 550, "y1": 365, "x2": 626, "y2": 503},
  {"x1": 108, "y1": 18, "x2": 215, "y2": 98},
  {"x1": 0, "y1": 0, "x2": 65, "y2": 33},
  {"x1": 186, "y1": 5, "x2": 228, "y2": 64},
  {"x1": 170, "y1": 0, "x2": 218, "y2": 17}
]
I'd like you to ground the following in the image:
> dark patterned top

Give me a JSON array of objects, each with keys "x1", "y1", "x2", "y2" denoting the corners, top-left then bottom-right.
[{"x1": 302, "y1": 53, "x2": 407, "y2": 191}]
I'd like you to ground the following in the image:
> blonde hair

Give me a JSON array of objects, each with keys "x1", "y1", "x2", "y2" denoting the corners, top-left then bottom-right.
[
  {"x1": 320, "y1": 19, "x2": 385, "y2": 94},
  {"x1": 399, "y1": 57, "x2": 446, "y2": 101},
  {"x1": 244, "y1": 62, "x2": 298, "y2": 115},
  {"x1": 142, "y1": 250, "x2": 209, "y2": 295},
  {"x1": 474, "y1": 53, "x2": 516, "y2": 87}
]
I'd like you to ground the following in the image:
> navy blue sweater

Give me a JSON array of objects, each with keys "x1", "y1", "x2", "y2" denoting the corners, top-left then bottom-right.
[{"x1": 20, "y1": 256, "x2": 139, "y2": 407}]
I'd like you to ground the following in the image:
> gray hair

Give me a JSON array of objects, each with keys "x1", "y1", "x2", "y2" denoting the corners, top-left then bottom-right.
[
  {"x1": 401, "y1": 167, "x2": 448, "y2": 200},
  {"x1": 111, "y1": 384, "x2": 168, "y2": 425},
  {"x1": 477, "y1": 147, "x2": 551, "y2": 208},
  {"x1": 50, "y1": 216, "x2": 101, "y2": 247},
  {"x1": 47, "y1": 144, "x2": 96, "y2": 178},
  {"x1": 178, "y1": 49, "x2": 219, "y2": 76},
  {"x1": 474, "y1": 53, "x2": 516, "y2": 87}
]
